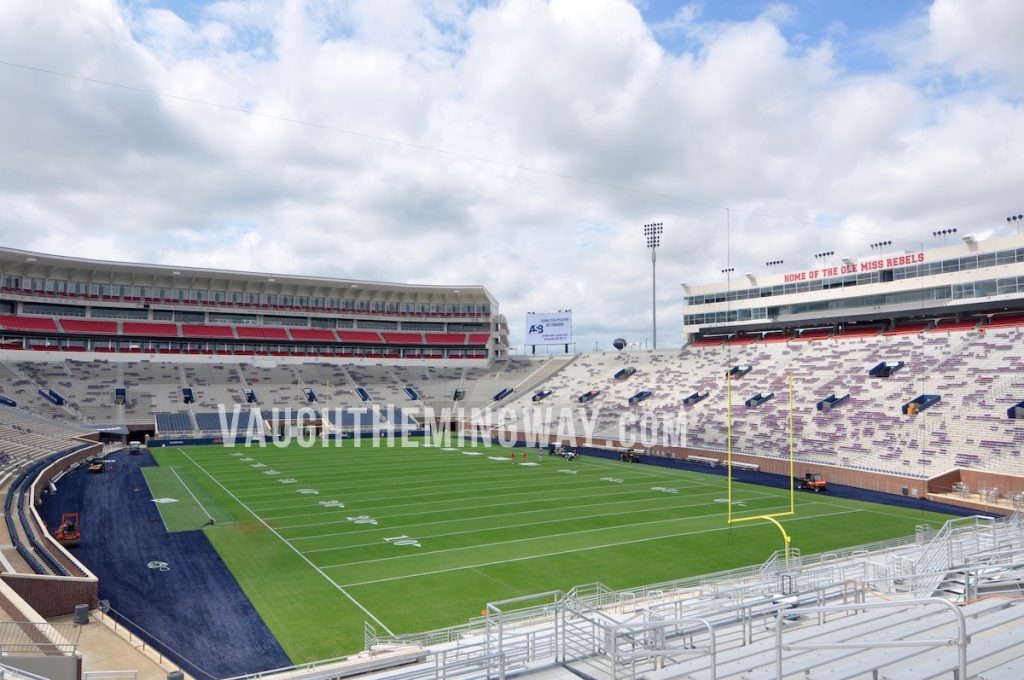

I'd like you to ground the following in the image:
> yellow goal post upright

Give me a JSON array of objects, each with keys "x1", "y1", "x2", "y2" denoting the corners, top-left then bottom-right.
[{"x1": 726, "y1": 370, "x2": 796, "y2": 564}]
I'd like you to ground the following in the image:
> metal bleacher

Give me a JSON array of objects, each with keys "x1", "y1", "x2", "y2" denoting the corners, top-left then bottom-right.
[{"x1": 346, "y1": 513, "x2": 1024, "y2": 680}]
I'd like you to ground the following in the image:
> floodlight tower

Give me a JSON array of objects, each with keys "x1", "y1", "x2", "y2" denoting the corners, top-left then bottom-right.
[
  {"x1": 1007, "y1": 214, "x2": 1023, "y2": 235},
  {"x1": 644, "y1": 223, "x2": 664, "y2": 349}
]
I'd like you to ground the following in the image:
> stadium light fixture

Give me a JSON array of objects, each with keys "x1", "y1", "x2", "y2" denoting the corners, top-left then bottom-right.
[
  {"x1": 643, "y1": 222, "x2": 664, "y2": 349},
  {"x1": 869, "y1": 241, "x2": 892, "y2": 250},
  {"x1": 932, "y1": 228, "x2": 957, "y2": 245},
  {"x1": 1008, "y1": 214, "x2": 1023, "y2": 234},
  {"x1": 813, "y1": 251, "x2": 834, "y2": 262}
]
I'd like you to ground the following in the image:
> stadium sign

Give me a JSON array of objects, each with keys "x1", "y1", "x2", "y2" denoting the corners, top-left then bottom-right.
[
  {"x1": 782, "y1": 252, "x2": 925, "y2": 283},
  {"x1": 525, "y1": 311, "x2": 573, "y2": 345}
]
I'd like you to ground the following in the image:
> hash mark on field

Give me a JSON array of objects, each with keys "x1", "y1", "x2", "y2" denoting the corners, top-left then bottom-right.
[
  {"x1": 291, "y1": 492, "x2": 783, "y2": 544},
  {"x1": 334, "y1": 509, "x2": 864, "y2": 587},
  {"x1": 310, "y1": 504, "x2": 793, "y2": 560},
  {"x1": 273, "y1": 488, "x2": 783, "y2": 530},
  {"x1": 175, "y1": 449, "x2": 394, "y2": 635}
]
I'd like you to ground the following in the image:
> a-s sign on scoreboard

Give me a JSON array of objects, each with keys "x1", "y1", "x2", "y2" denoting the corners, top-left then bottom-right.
[{"x1": 525, "y1": 311, "x2": 573, "y2": 345}]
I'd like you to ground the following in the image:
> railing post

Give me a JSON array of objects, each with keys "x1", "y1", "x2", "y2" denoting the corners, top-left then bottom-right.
[{"x1": 775, "y1": 607, "x2": 784, "y2": 679}]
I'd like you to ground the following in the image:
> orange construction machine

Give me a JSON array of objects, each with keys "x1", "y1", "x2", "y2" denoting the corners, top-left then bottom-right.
[
  {"x1": 53, "y1": 513, "x2": 80, "y2": 547},
  {"x1": 796, "y1": 472, "x2": 828, "y2": 492}
]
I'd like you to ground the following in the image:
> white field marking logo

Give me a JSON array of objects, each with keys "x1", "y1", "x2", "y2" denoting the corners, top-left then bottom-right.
[
  {"x1": 600, "y1": 477, "x2": 624, "y2": 484},
  {"x1": 651, "y1": 486, "x2": 679, "y2": 494},
  {"x1": 462, "y1": 451, "x2": 483, "y2": 456},
  {"x1": 264, "y1": 469, "x2": 280, "y2": 475},
  {"x1": 230, "y1": 452, "x2": 243, "y2": 457},
  {"x1": 240, "y1": 456, "x2": 254, "y2": 462},
  {"x1": 297, "y1": 488, "x2": 319, "y2": 495},
  {"x1": 384, "y1": 535, "x2": 421, "y2": 548},
  {"x1": 558, "y1": 469, "x2": 577, "y2": 475},
  {"x1": 147, "y1": 561, "x2": 170, "y2": 571},
  {"x1": 488, "y1": 456, "x2": 511, "y2": 461},
  {"x1": 347, "y1": 515, "x2": 378, "y2": 525},
  {"x1": 152, "y1": 498, "x2": 178, "y2": 504},
  {"x1": 714, "y1": 499, "x2": 747, "y2": 506},
  {"x1": 442, "y1": 447, "x2": 457, "y2": 451},
  {"x1": 520, "y1": 462, "x2": 540, "y2": 466},
  {"x1": 279, "y1": 478, "x2": 297, "y2": 484},
  {"x1": 251, "y1": 463, "x2": 266, "y2": 468},
  {"x1": 319, "y1": 500, "x2": 345, "y2": 508}
]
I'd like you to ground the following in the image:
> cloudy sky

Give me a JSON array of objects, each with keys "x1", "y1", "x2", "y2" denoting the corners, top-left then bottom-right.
[{"x1": 1, "y1": 0, "x2": 1023, "y2": 352}]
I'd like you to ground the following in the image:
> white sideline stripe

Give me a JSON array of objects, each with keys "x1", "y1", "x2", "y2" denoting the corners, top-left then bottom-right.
[
  {"x1": 169, "y1": 466, "x2": 214, "y2": 522},
  {"x1": 280, "y1": 489, "x2": 784, "y2": 537},
  {"x1": 175, "y1": 448, "x2": 395, "y2": 636},
  {"x1": 334, "y1": 509, "x2": 865, "y2": 587},
  {"x1": 298, "y1": 494, "x2": 785, "y2": 551},
  {"x1": 309, "y1": 503, "x2": 800, "y2": 562}
]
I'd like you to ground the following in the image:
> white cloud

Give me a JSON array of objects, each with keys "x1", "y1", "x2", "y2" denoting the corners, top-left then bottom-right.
[
  {"x1": 925, "y1": 0, "x2": 1024, "y2": 86},
  {"x1": 0, "y1": 0, "x2": 1022, "y2": 352}
]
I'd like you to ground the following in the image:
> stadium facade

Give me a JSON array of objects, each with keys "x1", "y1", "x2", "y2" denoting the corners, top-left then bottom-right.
[
  {"x1": 0, "y1": 245, "x2": 508, "y2": 360},
  {"x1": 683, "y1": 232, "x2": 1024, "y2": 341}
]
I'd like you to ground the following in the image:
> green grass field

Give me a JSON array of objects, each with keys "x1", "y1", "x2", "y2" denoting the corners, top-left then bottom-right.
[{"x1": 147, "y1": 438, "x2": 956, "y2": 663}]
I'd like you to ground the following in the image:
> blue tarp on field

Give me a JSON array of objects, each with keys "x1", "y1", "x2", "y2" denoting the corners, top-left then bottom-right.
[{"x1": 38, "y1": 450, "x2": 290, "y2": 679}]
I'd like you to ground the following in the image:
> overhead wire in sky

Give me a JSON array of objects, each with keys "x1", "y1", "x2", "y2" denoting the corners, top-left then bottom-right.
[{"x1": 0, "y1": 57, "x2": 902, "y2": 242}]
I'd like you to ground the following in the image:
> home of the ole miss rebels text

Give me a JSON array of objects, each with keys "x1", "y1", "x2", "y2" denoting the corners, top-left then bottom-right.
[{"x1": 783, "y1": 252, "x2": 924, "y2": 283}]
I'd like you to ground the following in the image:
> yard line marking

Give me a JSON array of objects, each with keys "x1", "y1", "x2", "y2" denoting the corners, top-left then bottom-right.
[
  {"x1": 240, "y1": 463, "x2": 717, "y2": 506},
  {"x1": 240, "y1": 474, "x2": 684, "y2": 506},
  {"x1": 334, "y1": 509, "x2": 864, "y2": 587},
  {"x1": 294, "y1": 492, "x2": 787, "y2": 546},
  {"x1": 175, "y1": 448, "x2": 395, "y2": 636},
  {"x1": 242, "y1": 476, "x2": 717, "y2": 515},
  {"x1": 229, "y1": 470, "x2": 714, "y2": 503},
  {"x1": 217, "y1": 457, "x2": 710, "y2": 499},
  {"x1": 275, "y1": 489, "x2": 783, "y2": 532},
  {"x1": 264, "y1": 484, "x2": 742, "y2": 523},
  {"x1": 306, "y1": 503, "x2": 801, "y2": 559},
  {"x1": 169, "y1": 466, "x2": 215, "y2": 523}
]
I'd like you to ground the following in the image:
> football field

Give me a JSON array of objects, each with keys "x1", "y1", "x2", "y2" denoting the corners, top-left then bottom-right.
[{"x1": 147, "y1": 439, "x2": 956, "y2": 663}]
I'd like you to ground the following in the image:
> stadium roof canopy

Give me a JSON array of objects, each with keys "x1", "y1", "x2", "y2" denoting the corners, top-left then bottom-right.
[{"x1": 0, "y1": 245, "x2": 496, "y2": 309}]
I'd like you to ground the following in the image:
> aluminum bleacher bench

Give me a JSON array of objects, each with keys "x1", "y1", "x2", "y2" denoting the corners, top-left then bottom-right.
[
  {"x1": 684, "y1": 598, "x2": 1011, "y2": 680},
  {"x1": 747, "y1": 600, "x2": 1023, "y2": 680},
  {"x1": 979, "y1": 657, "x2": 1024, "y2": 679},
  {"x1": 881, "y1": 605, "x2": 1024, "y2": 679},
  {"x1": 657, "y1": 602, "x2": 948, "y2": 680}
]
